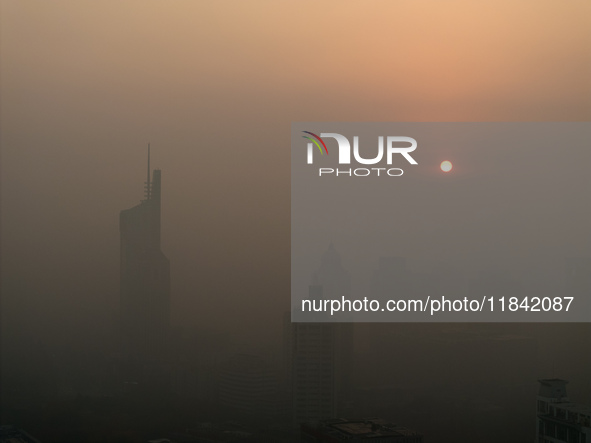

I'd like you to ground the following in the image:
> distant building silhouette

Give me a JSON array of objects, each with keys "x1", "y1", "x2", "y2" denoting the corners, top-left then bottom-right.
[
  {"x1": 289, "y1": 244, "x2": 355, "y2": 425},
  {"x1": 313, "y1": 244, "x2": 354, "y2": 412},
  {"x1": 218, "y1": 353, "x2": 280, "y2": 417},
  {"x1": 536, "y1": 379, "x2": 591, "y2": 443},
  {"x1": 368, "y1": 257, "x2": 411, "y2": 354},
  {"x1": 292, "y1": 283, "x2": 337, "y2": 425},
  {"x1": 119, "y1": 150, "x2": 170, "y2": 387},
  {"x1": 301, "y1": 418, "x2": 423, "y2": 442}
]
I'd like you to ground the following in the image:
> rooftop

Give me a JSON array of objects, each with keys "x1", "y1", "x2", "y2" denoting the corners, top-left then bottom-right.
[{"x1": 302, "y1": 418, "x2": 422, "y2": 440}]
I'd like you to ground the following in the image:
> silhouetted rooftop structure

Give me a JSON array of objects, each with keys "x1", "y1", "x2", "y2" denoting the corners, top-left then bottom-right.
[
  {"x1": 536, "y1": 379, "x2": 591, "y2": 443},
  {"x1": 301, "y1": 418, "x2": 423, "y2": 442}
]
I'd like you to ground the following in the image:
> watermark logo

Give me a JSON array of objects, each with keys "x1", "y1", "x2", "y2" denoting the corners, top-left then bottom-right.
[
  {"x1": 301, "y1": 131, "x2": 328, "y2": 157},
  {"x1": 302, "y1": 131, "x2": 418, "y2": 177}
]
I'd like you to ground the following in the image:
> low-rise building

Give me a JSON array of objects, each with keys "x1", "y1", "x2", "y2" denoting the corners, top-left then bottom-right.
[
  {"x1": 536, "y1": 379, "x2": 591, "y2": 443},
  {"x1": 301, "y1": 418, "x2": 423, "y2": 442}
]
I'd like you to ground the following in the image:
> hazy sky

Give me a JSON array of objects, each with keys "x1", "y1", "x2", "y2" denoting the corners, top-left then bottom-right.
[{"x1": 1, "y1": 1, "x2": 590, "y2": 341}]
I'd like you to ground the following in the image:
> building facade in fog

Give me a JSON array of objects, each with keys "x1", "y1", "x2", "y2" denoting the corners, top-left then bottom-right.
[
  {"x1": 218, "y1": 353, "x2": 280, "y2": 417},
  {"x1": 314, "y1": 244, "x2": 354, "y2": 410},
  {"x1": 119, "y1": 157, "x2": 171, "y2": 386},
  {"x1": 290, "y1": 245, "x2": 353, "y2": 425},
  {"x1": 292, "y1": 283, "x2": 337, "y2": 425},
  {"x1": 301, "y1": 418, "x2": 423, "y2": 442},
  {"x1": 536, "y1": 379, "x2": 591, "y2": 443}
]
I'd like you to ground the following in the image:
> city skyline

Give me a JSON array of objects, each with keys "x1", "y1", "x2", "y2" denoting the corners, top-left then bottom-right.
[{"x1": 2, "y1": 1, "x2": 590, "y2": 442}]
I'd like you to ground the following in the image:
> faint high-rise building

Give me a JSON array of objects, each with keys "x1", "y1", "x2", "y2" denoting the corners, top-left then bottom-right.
[
  {"x1": 289, "y1": 244, "x2": 353, "y2": 425},
  {"x1": 368, "y1": 257, "x2": 411, "y2": 352},
  {"x1": 292, "y1": 283, "x2": 337, "y2": 425},
  {"x1": 314, "y1": 244, "x2": 354, "y2": 411},
  {"x1": 119, "y1": 151, "x2": 170, "y2": 387},
  {"x1": 536, "y1": 379, "x2": 591, "y2": 443},
  {"x1": 218, "y1": 353, "x2": 280, "y2": 417}
]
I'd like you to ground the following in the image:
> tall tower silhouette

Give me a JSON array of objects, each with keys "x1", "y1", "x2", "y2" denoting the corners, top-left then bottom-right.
[
  {"x1": 119, "y1": 148, "x2": 170, "y2": 386},
  {"x1": 290, "y1": 244, "x2": 352, "y2": 425},
  {"x1": 292, "y1": 282, "x2": 337, "y2": 425},
  {"x1": 314, "y1": 244, "x2": 354, "y2": 411}
]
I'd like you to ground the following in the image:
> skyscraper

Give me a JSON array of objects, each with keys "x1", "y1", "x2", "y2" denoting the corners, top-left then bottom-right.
[
  {"x1": 119, "y1": 150, "x2": 170, "y2": 386},
  {"x1": 292, "y1": 283, "x2": 337, "y2": 425},
  {"x1": 290, "y1": 244, "x2": 353, "y2": 425},
  {"x1": 314, "y1": 244, "x2": 354, "y2": 411}
]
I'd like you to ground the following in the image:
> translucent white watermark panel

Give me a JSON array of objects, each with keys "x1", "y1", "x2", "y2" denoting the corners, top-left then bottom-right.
[{"x1": 291, "y1": 123, "x2": 591, "y2": 322}]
